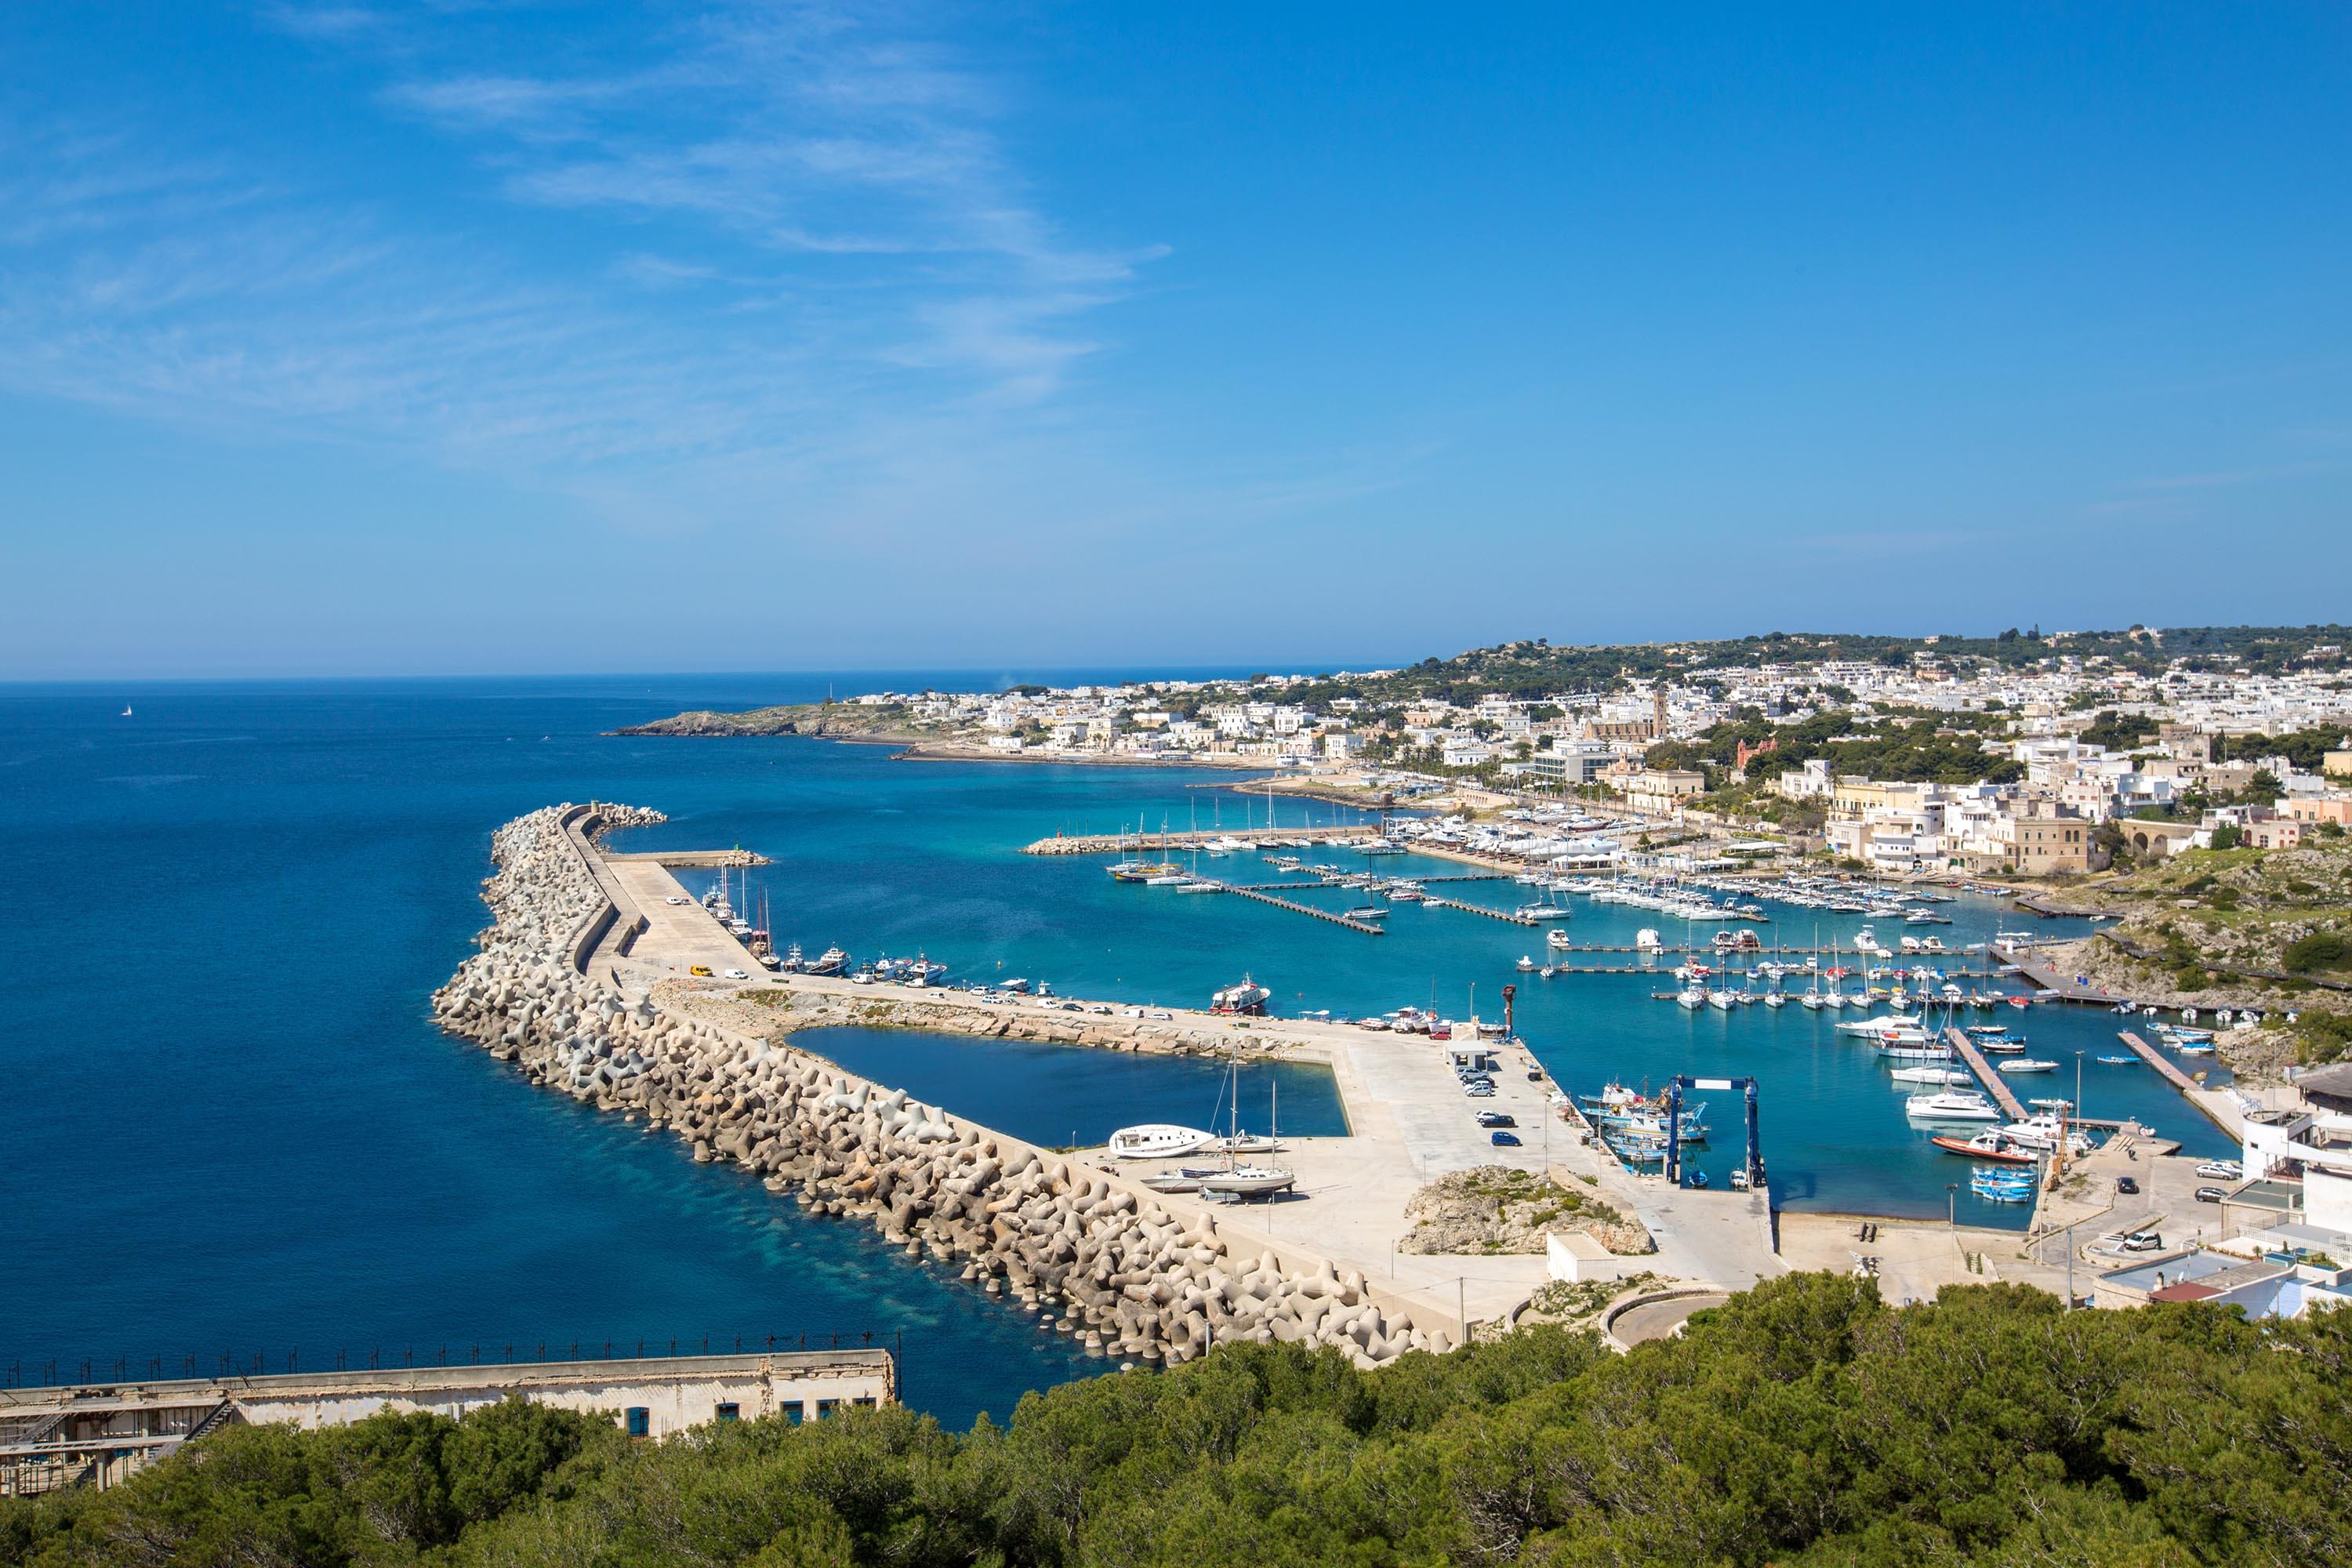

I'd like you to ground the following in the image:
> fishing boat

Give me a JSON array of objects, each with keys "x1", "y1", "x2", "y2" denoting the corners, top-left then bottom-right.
[
  {"x1": 1933, "y1": 1130, "x2": 2038, "y2": 1163},
  {"x1": 1970, "y1": 1169, "x2": 2035, "y2": 1203},
  {"x1": 1210, "y1": 975, "x2": 1271, "y2": 1015},
  {"x1": 1998, "y1": 1115, "x2": 2092, "y2": 1155}
]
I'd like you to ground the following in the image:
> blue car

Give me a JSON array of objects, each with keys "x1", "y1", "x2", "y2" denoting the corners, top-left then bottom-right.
[{"x1": 1490, "y1": 1131, "x2": 1522, "y2": 1146}]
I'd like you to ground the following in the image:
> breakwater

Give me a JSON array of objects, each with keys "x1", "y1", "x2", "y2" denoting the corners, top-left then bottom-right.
[
  {"x1": 677, "y1": 988, "x2": 1307, "y2": 1063},
  {"x1": 1021, "y1": 826, "x2": 1379, "y2": 855},
  {"x1": 431, "y1": 806, "x2": 1450, "y2": 1369}
]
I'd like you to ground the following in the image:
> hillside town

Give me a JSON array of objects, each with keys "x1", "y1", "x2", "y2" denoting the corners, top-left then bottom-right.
[{"x1": 816, "y1": 633, "x2": 2352, "y2": 879}]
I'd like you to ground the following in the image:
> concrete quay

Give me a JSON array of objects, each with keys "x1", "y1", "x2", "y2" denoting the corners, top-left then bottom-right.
[
  {"x1": 434, "y1": 806, "x2": 1831, "y2": 1387},
  {"x1": 606, "y1": 844, "x2": 1793, "y2": 1312},
  {"x1": 436, "y1": 808, "x2": 1513, "y2": 1370},
  {"x1": 1021, "y1": 825, "x2": 1381, "y2": 855}
]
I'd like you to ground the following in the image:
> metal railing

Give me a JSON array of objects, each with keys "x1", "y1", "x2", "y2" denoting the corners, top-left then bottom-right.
[{"x1": 4, "y1": 1329, "x2": 902, "y2": 1391}]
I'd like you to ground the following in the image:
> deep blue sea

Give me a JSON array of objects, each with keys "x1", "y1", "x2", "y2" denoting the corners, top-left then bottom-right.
[{"x1": 0, "y1": 676, "x2": 2234, "y2": 1425}]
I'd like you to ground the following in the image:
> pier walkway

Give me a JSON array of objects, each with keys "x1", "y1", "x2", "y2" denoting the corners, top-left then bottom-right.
[
  {"x1": 1994, "y1": 942, "x2": 2139, "y2": 1007},
  {"x1": 1944, "y1": 1027, "x2": 2027, "y2": 1120},
  {"x1": 1215, "y1": 883, "x2": 1385, "y2": 934},
  {"x1": 1022, "y1": 826, "x2": 1380, "y2": 856},
  {"x1": 2117, "y1": 1031, "x2": 2247, "y2": 1140},
  {"x1": 1421, "y1": 894, "x2": 1540, "y2": 926},
  {"x1": 598, "y1": 850, "x2": 1797, "y2": 1330}
]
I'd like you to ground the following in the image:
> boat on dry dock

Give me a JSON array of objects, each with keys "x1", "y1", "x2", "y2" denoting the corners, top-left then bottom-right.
[{"x1": 1107, "y1": 1123, "x2": 1217, "y2": 1159}]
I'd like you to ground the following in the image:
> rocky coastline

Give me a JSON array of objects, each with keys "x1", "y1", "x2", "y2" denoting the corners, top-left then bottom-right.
[
  {"x1": 430, "y1": 806, "x2": 1448, "y2": 1369},
  {"x1": 612, "y1": 705, "x2": 924, "y2": 741}
]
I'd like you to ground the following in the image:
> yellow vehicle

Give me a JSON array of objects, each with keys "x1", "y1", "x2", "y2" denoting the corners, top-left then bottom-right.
[{"x1": 689, "y1": 964, "x2": 713, "y2": 977}]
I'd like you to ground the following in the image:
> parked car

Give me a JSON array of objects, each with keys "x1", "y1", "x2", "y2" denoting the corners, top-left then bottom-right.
[
  {"x1": 1490, "y1": 1131, "x2": 1523, "y2": 1146},
  {"x1": 2115, "y1": 1175, "x2": 2139, "y2": 1196},
  {"x1": 724, "y1": 967, "x2": 750, "y2": 980},
  {"x1": 2122, "y1": 1230, "x2": 2164, "y2": 1252},
  {"x1": 689, "y1": 965, "x2": 713, "y2": 978},
  {"x1": 2194, "y1": 1186, "x2": 2227, "y2": 1203},
  {"x1": 2194, "y1": 1161, "x2": 2242, "y2": 1181},
  {"x1": 1475, "y1": 1112, "x2": 1516, "y2": 1128}
]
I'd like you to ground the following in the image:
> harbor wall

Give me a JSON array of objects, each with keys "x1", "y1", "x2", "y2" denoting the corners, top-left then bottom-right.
[
  {"x1": 561, "y1": 803, "x2": 652, "y2": 973},
  {"x1": 684, "y1": 986, "x2": 1329, "y2": 1065},
  {"x1": 431, "y1": 807, "x2": 1461, "y2": 1371}
]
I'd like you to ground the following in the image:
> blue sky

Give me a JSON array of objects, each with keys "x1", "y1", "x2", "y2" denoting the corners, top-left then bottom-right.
[{"x1": 4, "y1": 4, "x2": 2348, "y2": 678}]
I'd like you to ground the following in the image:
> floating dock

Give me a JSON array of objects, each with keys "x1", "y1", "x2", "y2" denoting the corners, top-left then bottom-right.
[
  {"x1": 2114, "y1": 1029, "x2": 2201, "y2": 1094},
  {"x1": 1420, "y1": 894, "x2": 1540, "y2": 926},
  {"x1": 1943, "y1": 1027, "x2": 2028, "y2": 1120},
  {"x1": 1022, "y1": 826, "x2": 1381, "y2": 856},
  {"x1": 1215, "y1": 882, "x2": 1386, "y2": 934}
]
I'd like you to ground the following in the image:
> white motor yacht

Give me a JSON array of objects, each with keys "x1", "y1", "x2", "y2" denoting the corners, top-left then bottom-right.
[
  {"x1": 1546, "y1": 927, "x2": 1574, "y2": 950},
  {"x1": 1107, "y1": 1123, "x2": 1217, "y2": 1160},
  {"x1": 1905, "y1": 1091, "x2": 1999, "y2": 1122},
  {"x1": 1889, "y1": 1065, "x2": 1974, "y2": 1086},
  {"x1": 1998, "y1": 1116, "x2": 2092, "y2": 1156}
]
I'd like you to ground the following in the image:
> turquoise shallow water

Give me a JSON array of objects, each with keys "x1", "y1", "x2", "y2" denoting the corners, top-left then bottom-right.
[
  {"x1": 1, "y1": 677, "x2": 2234, "y2": 1423},
  {"x1": 795, "y1": 1028, "x2": 1350, "y2": 1150}
]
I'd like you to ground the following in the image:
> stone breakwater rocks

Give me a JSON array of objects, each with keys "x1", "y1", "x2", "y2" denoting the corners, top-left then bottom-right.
[{"x1": 431, "y1": 807, "x2": 1443, "y2": 1369}]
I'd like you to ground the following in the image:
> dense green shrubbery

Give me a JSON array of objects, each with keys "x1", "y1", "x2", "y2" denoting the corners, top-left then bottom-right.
[
  {"x1": 6, "y1": 1276, "x2": 2348, "y2": 1567},
  {"x1": 1648, "y1": 711, "x2": 2024, "y2": 787},
  {"x1": 2284, "y1": 931, "x2": 2347, "y2": 974}
]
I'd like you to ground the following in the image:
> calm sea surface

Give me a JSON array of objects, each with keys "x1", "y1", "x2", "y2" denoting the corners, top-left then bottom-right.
[{"x1": 0, "y1": 677, "x2": 2233, "y2": 1424}]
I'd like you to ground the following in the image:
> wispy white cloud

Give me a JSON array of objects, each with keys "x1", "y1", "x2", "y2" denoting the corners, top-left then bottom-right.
[
  {"x1": 0, "y1": 5, "x2": 1165, "y2": 528},
  {"x1": 0, "y1": 3, "x2": 1417, "y2": 584}
]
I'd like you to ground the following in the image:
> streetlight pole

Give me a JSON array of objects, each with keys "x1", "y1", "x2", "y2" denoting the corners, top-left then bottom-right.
[{"x1": 1946, "y1": 1183, "x2": 1958, "y2": 1229}]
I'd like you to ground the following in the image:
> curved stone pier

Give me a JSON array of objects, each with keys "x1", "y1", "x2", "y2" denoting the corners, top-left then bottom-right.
[{"x1": 433, "y1": 806, "x2": 1457, "y2": 1369}]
